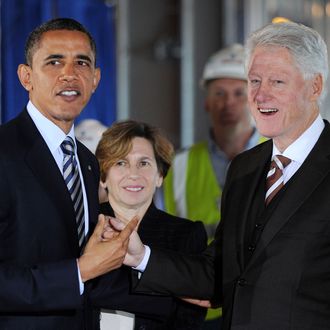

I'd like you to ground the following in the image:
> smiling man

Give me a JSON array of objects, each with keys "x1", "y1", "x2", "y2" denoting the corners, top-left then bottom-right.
[
  {"x1": 0, "y1": 18, "x2": 137, "y2": 329},
  {"x1": 118, "y1": 22, "x2": 330, "y2": 330}
]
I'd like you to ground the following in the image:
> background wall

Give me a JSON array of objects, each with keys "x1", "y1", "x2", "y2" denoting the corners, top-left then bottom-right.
[{"x1": 2, "y1": 0, "x2": 330, "y2": 150}]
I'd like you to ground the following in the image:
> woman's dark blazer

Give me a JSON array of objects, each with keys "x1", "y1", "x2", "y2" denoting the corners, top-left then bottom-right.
[{"x1": 91, "y1": 202, "x2": 208, "y2": 329}]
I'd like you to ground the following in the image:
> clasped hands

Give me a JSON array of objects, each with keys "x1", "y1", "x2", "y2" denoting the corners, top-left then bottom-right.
[
  {"x1": 78, "y1": 214, "x2": 145, "y2": 283},
  {"x1": 78, "y1": 215, "x2": 211, "y2": 308}
]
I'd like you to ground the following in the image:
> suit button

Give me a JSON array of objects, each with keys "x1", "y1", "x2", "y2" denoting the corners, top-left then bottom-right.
[
  {"x1": 255, "y1": 223, "x2": 262, "y2": 229},
  {"x1": 248, "y1": 245, "x2": 255, "y2": 252},
  {"x1": 238, "y1": 278, "x2": 246, "y2": 286}
]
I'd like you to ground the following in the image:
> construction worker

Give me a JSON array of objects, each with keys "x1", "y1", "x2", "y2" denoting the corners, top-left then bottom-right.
[{"x1": 162, "y1": 43, "x2": 266, "y2": 329}]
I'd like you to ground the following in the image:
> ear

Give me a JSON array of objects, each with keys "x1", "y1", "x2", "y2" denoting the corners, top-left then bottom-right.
[
  {"x1": 17, "y1": 64, "x2": 33, "y2": 91},
  {"x1": 100, "y1": 180, "x2": 107, "y2": 189},
  {"x1": 92, "y1": 68, "x2": 101, "y2": 93},
  {"x1": 310, "y1": 73, "x2": 323, "y2": 101},
  {"x1": 156, "y1": 174, "x2": 163, "y2": 188}
]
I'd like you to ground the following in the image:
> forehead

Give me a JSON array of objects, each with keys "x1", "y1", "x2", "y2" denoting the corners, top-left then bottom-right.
[
  {"x1": 33, "y1": 30, "x2": 94, "y2": 58},
  {"x1": 248, "y1": 45, "x2": 296, "y2": 72},
  {"x1": 130, "y1": 137, "x2": 154, "y2": 154},
  {"x1": 207, "y1": 78, "x2": 247, "y2": 90}
]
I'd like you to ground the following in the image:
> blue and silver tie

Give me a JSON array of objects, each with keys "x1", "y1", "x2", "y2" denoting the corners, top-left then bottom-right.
[{"x1": 61, "y1": 136, "x2": 85, "y2": 249}]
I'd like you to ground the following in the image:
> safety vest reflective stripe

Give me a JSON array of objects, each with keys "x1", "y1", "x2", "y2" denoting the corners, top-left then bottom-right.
[{"x1": 172, "y1": 150, "x2": 189, "y2": 217}]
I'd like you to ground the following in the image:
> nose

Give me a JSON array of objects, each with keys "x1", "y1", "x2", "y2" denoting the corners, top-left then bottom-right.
[
  {"x1": 59, "y1": 63, "x2": 77, "y2": 82},
  {"x1": 127, "y1": 166, "x2": 140, "y2": 179},
  {"x1": 254, "y1": 82, "x2": 270, "y2": 104},
  {"x1": 224, "y1": 92, "x2": 237, "y2": 106}
]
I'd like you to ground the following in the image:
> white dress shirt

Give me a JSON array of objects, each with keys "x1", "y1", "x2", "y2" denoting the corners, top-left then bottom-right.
[
  {"x1": 27, "y1": 100, "x2": 88, "y2": 292},
  {"x1": 272, "y1": 114, "x2": 324, "y2": 184}
]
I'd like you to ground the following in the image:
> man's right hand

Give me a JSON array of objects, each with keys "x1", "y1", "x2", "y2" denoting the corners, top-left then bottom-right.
[{"x1": 78, "y1": 214, "x2": 138, "y2": 282}]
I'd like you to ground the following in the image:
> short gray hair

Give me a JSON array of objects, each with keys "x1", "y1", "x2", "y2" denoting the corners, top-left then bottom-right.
[{"x1": 245, "y1": 22, "x2": 328, "y2": 104}]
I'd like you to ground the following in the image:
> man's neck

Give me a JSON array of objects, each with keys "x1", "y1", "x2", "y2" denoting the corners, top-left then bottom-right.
[{"x1": 212, "y1": 124, "x2": 254, "y2": 160}]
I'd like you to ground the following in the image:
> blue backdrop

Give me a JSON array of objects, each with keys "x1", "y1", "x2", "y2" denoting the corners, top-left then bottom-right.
[{"x1": 0, "y1": 0, "x2": 116, "y2": 125}]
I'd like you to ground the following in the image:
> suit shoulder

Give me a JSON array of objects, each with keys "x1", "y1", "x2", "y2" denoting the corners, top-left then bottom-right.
[
  {"x1": 143, "y1": 208, "x2": 207, "y2": 252},
  {"x1": 0, "y1": 115, "x2": 21, "y2": 137},
  {"x1": 232, "y1": 139, "x2": 271, "y2": 165},
  {"x1": 155, "y1": 208, "x2": 205, "y2": 230},
  {"x1": 77, "y1": 140, "x2": 99, "y2": 165},
  {"x1": 0, "y1": 115, "x2": 28, "y2": 154}
]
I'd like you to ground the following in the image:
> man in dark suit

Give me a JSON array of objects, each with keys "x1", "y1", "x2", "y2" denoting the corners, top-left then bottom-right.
[
  {"x1": 116, "y1": 22, "x2": 330, "y2": 329},
  {"x1": 0, "y1": 18, "x2": 136, "y2": 329}
]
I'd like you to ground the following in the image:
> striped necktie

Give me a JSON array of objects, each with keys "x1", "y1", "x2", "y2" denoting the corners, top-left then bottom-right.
[
  {"x1": 265, "y1": 155, "x2": 291, "y2": 205},
  {"x1": 61, "y1": 136, "x2": 85, "y2": 249}
]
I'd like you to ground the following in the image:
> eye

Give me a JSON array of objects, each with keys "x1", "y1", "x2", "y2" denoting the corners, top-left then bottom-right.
[
  {"x1": 214, "y1": 90, "x2": 226, "y2": 97},
  {"x1": 234, "y1": 89, "x2": 246, "y2": 98},
  {"x1": 249, "y1": 79, "x2": 260, "y2": 85},
  {"x1": 139, "y1": 160, "x2": 150, "y2": 167},
  {"x1": 47, "y1": 59, "x2": 61, "y2": 66},
  {"x1": 115, "y1": 160, "x2": 126, "y2": 166},
  {"x1": 77, "y1": 60, "x2": 90, "y2": 67}
]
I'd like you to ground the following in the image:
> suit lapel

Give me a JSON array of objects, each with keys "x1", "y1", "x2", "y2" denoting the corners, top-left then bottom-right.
[
  {"x1": 245, "y1": 123, "x2": 330, "y2": 270},
  {"x1": 18, "y1": 110, "x2": 80, "y2": 252},
  {"x1": 77, "y1": 141, "x2": 99, "y2": 235},
  {"x1": 234, "y1": 142, "x2": 272, "y2": 270}
]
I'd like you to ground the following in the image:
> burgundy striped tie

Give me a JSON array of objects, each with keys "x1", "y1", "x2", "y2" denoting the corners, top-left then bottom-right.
[{"x1": 265, "y1": 155, "x2": 291, "y2": 205}]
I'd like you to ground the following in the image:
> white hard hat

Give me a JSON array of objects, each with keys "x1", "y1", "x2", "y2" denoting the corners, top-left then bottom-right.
[
  {"x1": 75, "y1": 119, "x2": 107, "y2": 154},
  {"x1": 200, "y1": 43, "x2": 246, "y2": 88}
]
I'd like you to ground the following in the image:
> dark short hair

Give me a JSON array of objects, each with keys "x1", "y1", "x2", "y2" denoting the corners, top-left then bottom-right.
[
  {"x1": 96, "y1": 120, "x2": 174, "y2": 182},
  {"x1": 25, "y1": 17, "x2": 97, "y2": 66}
]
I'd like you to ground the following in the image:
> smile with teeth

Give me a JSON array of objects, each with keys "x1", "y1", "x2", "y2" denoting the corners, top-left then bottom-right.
[
  {"x1": 59, "y1": 90, "x2": 80, "y2": 96},
  {"x1": 259, "y1": 107, "x2": 278, "y2": 113},
  {"x1": 125, "y1": 186, "x2": 143, "y2": 192}
]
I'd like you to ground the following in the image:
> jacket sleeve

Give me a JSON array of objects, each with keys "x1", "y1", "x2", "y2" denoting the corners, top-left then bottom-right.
[
  {"x1": 170, "y1": 220, "x2": 208, "y2": 328},
  {"x1": 132, "y1": 223, "x2": 218, "y2": 300},
  {"x1": 0, "y1": 260, "x2": 82, "y2": 311}
]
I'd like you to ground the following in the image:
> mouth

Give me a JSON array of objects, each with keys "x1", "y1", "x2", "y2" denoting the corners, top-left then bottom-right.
[
  {"x1": 57, "y1": 89, "x2": 81, "y2": 98},
  {"x1": 258, "y1": 107, "x2": 278, "y2": 115},
  {"x1": 124, "y1": 186, "x2": 144, "y2": 192}
]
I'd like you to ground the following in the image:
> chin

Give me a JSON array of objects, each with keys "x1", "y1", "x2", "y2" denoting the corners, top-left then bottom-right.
[{"x1": 256, "y1": 123, "x2": 280, "y2": 138}]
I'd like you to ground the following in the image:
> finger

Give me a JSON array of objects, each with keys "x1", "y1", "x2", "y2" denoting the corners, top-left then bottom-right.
[
  {"x1": 90, "y1": 214, "x2": 106, "y2": 242},
  {"x1": 109, "y1": 216, "x2": 126, "y2": 231},
  {"x1": 181, "y1": 298, "x2": 211, "y2": 308},
  {"x1": 102, "y1": 231, "x2": 119, "y2": 240},
  {"x1": 130, "y1": 215, "x2": 139, "y2": 228},
  {"x1": 119, "y1": 217, "x2": 139, "y2": 240}
]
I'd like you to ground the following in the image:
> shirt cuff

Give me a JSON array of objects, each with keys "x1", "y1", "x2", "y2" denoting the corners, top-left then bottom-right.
[
  {"x1": 76, "y1": 259, "x2": 84, "y2": 295},
  {"x1": 132, "y1": 245, "x2": 150, "y2": 272}
]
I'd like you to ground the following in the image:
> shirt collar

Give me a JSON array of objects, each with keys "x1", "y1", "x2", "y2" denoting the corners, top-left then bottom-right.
[
  {"x1": 27, "y1": 100, "x2": 76, "y2": 153},
  {"x1": 272, "y1": 114, "x2": 324, "y2": 164}
]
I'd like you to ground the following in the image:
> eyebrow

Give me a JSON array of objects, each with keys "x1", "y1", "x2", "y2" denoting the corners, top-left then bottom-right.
[{"x1": 44, "y1": 54, "x2": 93, "y2": 63}]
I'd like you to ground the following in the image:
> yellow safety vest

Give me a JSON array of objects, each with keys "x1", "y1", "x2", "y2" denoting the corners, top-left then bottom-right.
[{"x1": 164, "y1": 142, "x2": 220, "y2": 238}]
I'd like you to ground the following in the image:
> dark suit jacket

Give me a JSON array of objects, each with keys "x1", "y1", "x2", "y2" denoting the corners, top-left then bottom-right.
[
  {"x1": 134, "y1": 121, "x2": 330, "y2": 330},
  {"x1": 91, "y1": 202, "x2": 207, "y2": 329},
  {"x1": 0, "y1": 110, "x2": 100, "y2": 329}
]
